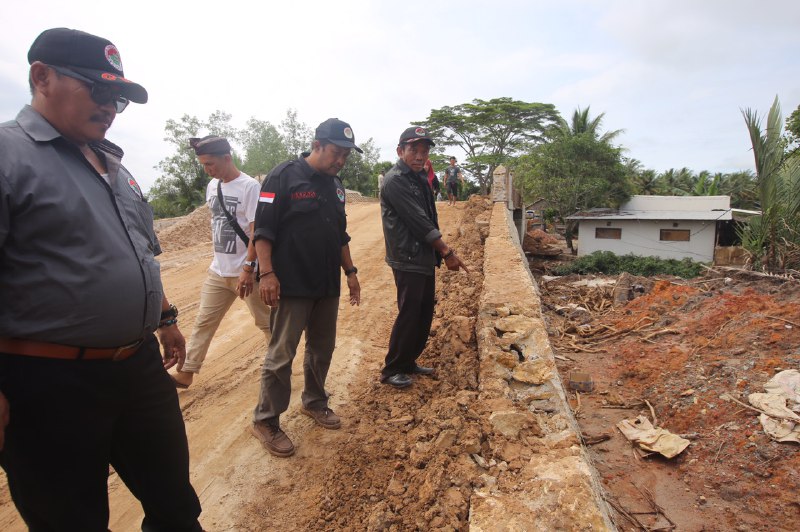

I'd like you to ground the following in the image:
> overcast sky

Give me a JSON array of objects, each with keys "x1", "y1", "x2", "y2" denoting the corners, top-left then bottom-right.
[{"x1": 1, "y1": 0, "x2": 798, "y2": 191}]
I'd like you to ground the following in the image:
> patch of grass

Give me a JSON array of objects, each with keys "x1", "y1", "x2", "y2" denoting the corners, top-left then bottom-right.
[{"x1": 552, "y1": 251, "x2": 705, "y2": 278}]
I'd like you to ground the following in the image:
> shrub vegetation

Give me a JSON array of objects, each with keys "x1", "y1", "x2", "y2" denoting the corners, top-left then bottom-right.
[{"x1": 552, "y1": 251, "x2": 705, "y2": 278}]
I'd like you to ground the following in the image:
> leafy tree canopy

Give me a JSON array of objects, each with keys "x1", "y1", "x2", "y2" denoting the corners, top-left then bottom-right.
[
  {"x1": 419, "y1": 97, "x2": 560, "y2": 195},
  {"x1": 149, "y1": 110, "x2": 381, "y2": 218},
  {"x1": 516, "y1": 129, "x2": 631, "y2": 251}
]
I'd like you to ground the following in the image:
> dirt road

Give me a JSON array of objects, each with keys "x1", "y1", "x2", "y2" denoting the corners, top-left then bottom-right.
[{"x1": 0, "y1": 200, "x2": 489, "y2": 531}]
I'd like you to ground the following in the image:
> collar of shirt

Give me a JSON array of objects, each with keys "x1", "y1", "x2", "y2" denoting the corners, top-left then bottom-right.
[
  {"x1": 16, "y1": 105, "x2": 125, "y2": 158},
  {"x1": 395, "y1": 158, "x2": 428, "y2": 182},
  {"x1": 299, "y1": 152, "x2": 341, "y2": 181}
]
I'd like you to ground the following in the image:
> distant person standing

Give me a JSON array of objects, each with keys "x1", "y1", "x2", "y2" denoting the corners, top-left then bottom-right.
[
  {"x1": 379, "y1": 127, "x2": 468, "y2": 388},
  {"x1": 0, "y1": 27, "x2": 201, "y2": 530},
  {"x1": 378, "y1": 170, "x2": 386, "y2": 199},
  {"x1": 444, "y1": 156, "x2": 464, "y2": 206},
  {"x1": 250, "y1": 118, "x2": 362, "y2": 457},
  {"x1": 424, "y1": 158, "x2": 440, "y2": 195},
  {"x1": 171, "y1": 135, "x2": 271, "y2": 389}
]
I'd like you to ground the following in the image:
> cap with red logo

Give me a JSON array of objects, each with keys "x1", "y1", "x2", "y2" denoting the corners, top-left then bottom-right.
[
  {"x1": 315, "y1": 118, "x2": 363, "y2": 153},
  {"x1": 28, "y1": 27, "x2": 148, "y2": 104},
  {"x1": 398, "y1": 126, "x2": 435, "y2": 146}
]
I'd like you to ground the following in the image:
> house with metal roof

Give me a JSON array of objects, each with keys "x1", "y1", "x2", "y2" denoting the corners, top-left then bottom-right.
[{"x1": 566, "y1": 195, "x2": 737, "y2": 262}]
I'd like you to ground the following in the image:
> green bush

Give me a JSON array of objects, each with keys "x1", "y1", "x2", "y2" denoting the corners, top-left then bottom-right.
[{"x1": 552, "y1": 251, "x2": 705, "y2": 278}]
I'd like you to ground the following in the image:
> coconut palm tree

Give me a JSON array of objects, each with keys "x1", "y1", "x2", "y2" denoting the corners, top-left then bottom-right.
[
  {"x1": 552, "y1": 106, "x2": 624, "y2": 145},
  {"x1": 740, "y1": 96, "x2": 800, "y2": 270}
]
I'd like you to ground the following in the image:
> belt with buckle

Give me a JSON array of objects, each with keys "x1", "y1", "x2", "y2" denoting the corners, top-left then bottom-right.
[{"x1": 0, "y1": 337, "x2": 144, "y2": 361}]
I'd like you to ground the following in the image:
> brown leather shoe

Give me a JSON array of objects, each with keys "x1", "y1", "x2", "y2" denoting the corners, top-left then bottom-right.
[
  {"x1": 250, "y1": 422, "x2": 295, "y2": 457},
  {"x1": 300, "y1": 406, "x2": 341, "y2": 430}
]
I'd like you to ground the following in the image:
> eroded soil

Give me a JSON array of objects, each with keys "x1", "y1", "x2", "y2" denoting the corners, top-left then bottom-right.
[{"x1": 539, "y1": 270, "x2": 800, "y2": 531}]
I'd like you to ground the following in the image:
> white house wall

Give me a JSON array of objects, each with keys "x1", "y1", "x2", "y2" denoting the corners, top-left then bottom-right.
[{"x1": 577, "y1": 219, "x2": 716, "y2": 262}]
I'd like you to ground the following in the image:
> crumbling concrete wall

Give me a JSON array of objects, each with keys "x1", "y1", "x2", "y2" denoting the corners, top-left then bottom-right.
[{"x1": 469, "y1": 203, "x2": 615, "y2": 531}]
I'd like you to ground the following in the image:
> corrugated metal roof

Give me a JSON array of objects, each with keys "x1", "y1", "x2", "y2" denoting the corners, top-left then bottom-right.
[{"x1": 567, "y1": 209, "x2": 732, "y2": 221}]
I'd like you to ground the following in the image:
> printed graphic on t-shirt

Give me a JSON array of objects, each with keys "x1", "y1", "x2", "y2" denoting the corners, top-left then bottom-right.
[
  {"x1": 445, "y1": 166, "x2": 461, "y2": 184},
  {"x1": 209, "y1": 194, "x2": 240, "y2": 254}
]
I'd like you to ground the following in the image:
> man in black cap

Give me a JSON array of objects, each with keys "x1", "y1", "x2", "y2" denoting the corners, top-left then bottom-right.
[
  {"x1": 170, "y1": 135, "x2": 271, "y2": 389},
  {"x1": 0, "y1": 28, "x2": 202, "y2": 530},
  {"x1": 249, "y1": 118, "x2": 361, "y2": 457},
  {"x1": 379, "y1": 126, "x2": 468, "y2": 388}
]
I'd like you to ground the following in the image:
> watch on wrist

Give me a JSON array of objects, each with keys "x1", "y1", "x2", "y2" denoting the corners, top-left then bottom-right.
[
  {"x1": 345, "y1": 266, "x2": 358, "y2": 277},
  {"x1": 160, "y1": 303, "x2": 178, "y2": 321},
  {"x1": 243, "y1": 260, "x2": 257, "y2": 270}
]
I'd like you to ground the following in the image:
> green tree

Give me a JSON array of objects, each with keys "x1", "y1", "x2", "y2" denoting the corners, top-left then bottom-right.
[
  {"x1": 516, "y1": 132, "x2": 631, "y2": 252},
  {"x1": 419, "y1": 97, "x2": 560, "y2": 195},
  {"x1": 148, "y1": 111, "x2": 239, "y2": 218},
  {"x1": 631, "y1": 169, "x2": 663, "y2": 195},
  {"x1": 718, "y1": 170, "x2": 758, "y2": 209},
  {"x1": 657, "y1": 168, "x2": 694, "y2": 195},
  {"x1": 739, "y1": 96, "x2": 800, "y2": 270},
  {"x1": 691, "y1": 170, "x2": 721, "y2": 196},
  {"x1": 241, "y1": 118, "x2": 288, "y2": 179},
  {"x1": 280, "y1": 109, "x2": 313, "y2": 159},
  {"x1": 554, "y1": 106, "x2": 623, "y2": 144},
  {"x1": 786, "y1": 104, "x2": 800, "y2": 154},
  {"x1": 339, "y1": 138, "x2": 381, "y2": 196}
]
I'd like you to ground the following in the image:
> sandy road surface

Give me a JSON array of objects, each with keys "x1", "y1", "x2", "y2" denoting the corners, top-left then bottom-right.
[{"x1": 1, "y1": 201, "x2": 474, "y2": 531}]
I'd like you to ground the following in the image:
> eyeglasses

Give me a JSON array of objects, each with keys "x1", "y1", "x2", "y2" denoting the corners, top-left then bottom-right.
[{"x1": 49, "y1": 65, "x2": 130, "y2": 113}]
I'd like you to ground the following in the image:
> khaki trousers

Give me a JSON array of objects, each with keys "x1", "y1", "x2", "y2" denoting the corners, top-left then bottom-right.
[
  {"x1": 182, "y1": 271, "x2": 271, "y2": 373},
  {"x1": 253, "y1": 296, "x2": 339, "y2": 424}
]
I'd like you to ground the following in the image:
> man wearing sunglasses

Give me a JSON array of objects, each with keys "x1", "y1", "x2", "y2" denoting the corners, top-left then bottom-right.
[{"x1": 0, "y1": 28, "x2": 202, "y2": 530}]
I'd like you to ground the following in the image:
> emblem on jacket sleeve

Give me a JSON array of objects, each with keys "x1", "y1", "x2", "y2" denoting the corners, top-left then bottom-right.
[
  {"x1": 260, "y1": 191, "x2": 276, "y2": 203},
  {"x1": 128, "y1": 176, "x2": 143, "y2": 199}
]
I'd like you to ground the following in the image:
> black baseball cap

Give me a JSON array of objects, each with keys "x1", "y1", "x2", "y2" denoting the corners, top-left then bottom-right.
[
  {"x1": 398, "y1": 126, "x2": 435, "y2": 146},
  {"x1": 315, "y1": 118, "x2": 363, "y2": 153},
  {"x1": 28, "y1": 28, "x2": 148, "y2": 104}
]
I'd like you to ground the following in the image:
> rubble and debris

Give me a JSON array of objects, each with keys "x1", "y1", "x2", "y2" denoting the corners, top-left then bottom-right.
[
  {"x1": 616, "y1": 415, "x2": 691, "y2": 458},
  {"x1": 748, "y1": 370, "x2": 800, "y2": 443}
]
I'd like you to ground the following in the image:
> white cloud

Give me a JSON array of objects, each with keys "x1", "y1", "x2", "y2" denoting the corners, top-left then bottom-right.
[{"x1": 1, "y1": 0, "x2": 797, "y2": 189}]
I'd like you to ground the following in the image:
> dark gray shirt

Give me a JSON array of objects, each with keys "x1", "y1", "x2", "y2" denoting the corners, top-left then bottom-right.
[
  {"x1": 445, "y1": 165, "x2": 462, "y2": 184},
  {"x1": 0, "y1": 106, "x2": 163, "y2": 347}
]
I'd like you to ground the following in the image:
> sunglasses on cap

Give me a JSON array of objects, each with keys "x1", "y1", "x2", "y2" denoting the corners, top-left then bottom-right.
[{"x1": 48, "y1": 65, "x2": 130, "y2": 113}]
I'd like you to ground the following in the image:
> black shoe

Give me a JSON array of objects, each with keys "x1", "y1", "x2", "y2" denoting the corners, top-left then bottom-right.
[
  {"x1": 381, "y1": 373, "x2": 412, "y2": 388},
  {"x1": 410, "y1": 365, "x2": 434, "y2": 375}
]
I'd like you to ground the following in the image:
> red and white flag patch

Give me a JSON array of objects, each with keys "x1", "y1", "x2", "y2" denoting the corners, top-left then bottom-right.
[{"x1": 259, "y1": 191, "x2": 276, "y2": 203}]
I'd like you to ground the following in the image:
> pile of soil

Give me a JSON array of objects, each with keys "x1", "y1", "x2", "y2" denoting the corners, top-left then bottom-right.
[
  {"x1": 522, "y1": 228, "x2": 562, "y2": 256},
  {"x1": 239, "y1": 196, "x2": 492, "y2": 530},
  {"x1": 156, "y1": 205, "x2": 211, "y2": 253},
  {"x1": 539, "y1": 272, "x2": 800, "y2": 530}
]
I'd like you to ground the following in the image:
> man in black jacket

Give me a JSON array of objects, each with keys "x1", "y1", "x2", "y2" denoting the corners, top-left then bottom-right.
[
  {"x1": 379, "y1": 127, "x2": 468, "y2": 388},
  {"x1": 250, "y1": 118, "x2": 361, "y2": 456}
]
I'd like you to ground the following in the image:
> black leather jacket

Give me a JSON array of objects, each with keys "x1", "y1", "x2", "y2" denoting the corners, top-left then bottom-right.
[{"x1": 380, "y1": 159, "x2": 442, "y2": 275}]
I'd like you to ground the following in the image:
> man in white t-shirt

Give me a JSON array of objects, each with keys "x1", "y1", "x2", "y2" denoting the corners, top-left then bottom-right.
[{"x1": 171, "y1": 135, "x2": 271, "y2": 388}]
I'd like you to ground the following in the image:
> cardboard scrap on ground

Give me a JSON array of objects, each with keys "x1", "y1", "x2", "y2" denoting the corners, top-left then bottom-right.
[
  {"x1": 749, "y1": 370, "x2": 800, "y2": 443},
  {"x1": 616, "y1": 415, "x2": 690, "y2": 458}
]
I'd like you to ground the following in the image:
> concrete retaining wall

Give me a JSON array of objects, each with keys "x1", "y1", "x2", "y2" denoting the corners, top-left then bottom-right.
[{"x1": 469, "y1": 203, "x2": 615, "y2": 530}]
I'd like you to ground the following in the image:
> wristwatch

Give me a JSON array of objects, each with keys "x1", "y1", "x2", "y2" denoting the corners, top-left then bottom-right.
[
  {"x1": 344, "y1": 266, "x2": 358, "y2": 277},
  {"x1": 160, "y1": 303, "x2": 178, "y2": 320},
  {"x1": 243, "y1": 260, "x2": 257, "y2": 271}
]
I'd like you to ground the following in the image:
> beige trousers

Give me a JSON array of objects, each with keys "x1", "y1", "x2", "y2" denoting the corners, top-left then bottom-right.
[{"x1": 181, "y1": 271, "x2": 271, "y2": 373}]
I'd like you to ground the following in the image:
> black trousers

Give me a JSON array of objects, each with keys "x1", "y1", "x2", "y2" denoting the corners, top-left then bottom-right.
[
  {"x1": 382, "y1": 269, "x2": 436, "y2": 377},
  {"x1": 0, "y1": 335, "x2": 202, "y2": 532}
]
